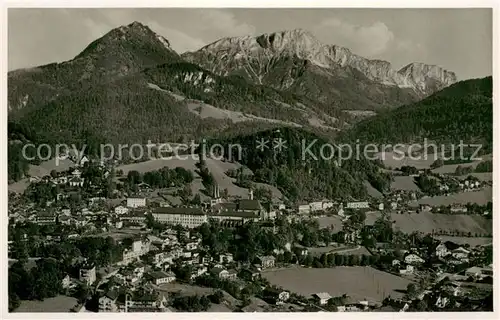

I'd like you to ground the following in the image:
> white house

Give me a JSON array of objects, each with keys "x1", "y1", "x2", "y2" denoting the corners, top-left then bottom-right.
[
  {"x1": 399, "y1": 265, "x2": 415, "y2": 275},
  {"x1": 115, "y1": 206, "x2": 129, "y2": 215},
  {"x1": 451, "y1": 247, "x2": 470, "y2": 260},
  {"x1": 435, "y1": 243, "x2": 451, "y2": 258},
  {"x1": 404, "y1": 254, "x2": 425, "y2": 265},
  {"x1": 126, "y1": 198, "x2": 146, "y2": 208},
  {"x1": 346, "y1": 201, "x2": 369, "y2": 209}
]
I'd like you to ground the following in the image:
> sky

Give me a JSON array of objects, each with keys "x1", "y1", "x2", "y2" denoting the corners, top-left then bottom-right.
[{"x1": 8, "y1": 8, "x2": 492, "y2": 80}]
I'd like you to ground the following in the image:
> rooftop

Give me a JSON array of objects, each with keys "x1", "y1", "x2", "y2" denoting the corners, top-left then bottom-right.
[
  {"x1": 313, "y1": 292, "x2": 332, "y2": 300},
  {"x1": 238, "y1": 199, "x2": 262, "y2": 211},
  {"x1": 153, "y1": 207, "x2": 204, "y2": 215}
]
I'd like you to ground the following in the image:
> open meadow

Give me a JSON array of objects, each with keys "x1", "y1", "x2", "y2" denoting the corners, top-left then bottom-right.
[
  {"x1": 14, "y1": 296, "x2": 79, "y2": 312},
  {"x1": 416, "y1": 187, "x2": 492, "y2": 206},
  {"x1": 262, "y1": 266, "x2": 411, "y2": 304},
  {"x1": 116, "y1": 156, "x2": 283, "y2": 200},
  {"x1": 365, "y1": 211, "x2": 492, "y2": 235},
  {"x1": 433, "y1": 236, "x2": 492, "y2": 247}
]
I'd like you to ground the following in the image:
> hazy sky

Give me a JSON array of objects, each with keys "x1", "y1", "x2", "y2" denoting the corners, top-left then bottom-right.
[{"x1": 8, "y1": 8, "x2": 492, "y2": 79}]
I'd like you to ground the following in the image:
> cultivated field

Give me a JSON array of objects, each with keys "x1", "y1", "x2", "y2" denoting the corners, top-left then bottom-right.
[
  {"x1": 14, "y1": 296, "x2": 79, "y2": 312},
  {"x1": 416, "y1": 187, "x2": 492, "y2": 206},
  {"x1": 262, "y1": 266, "x2": 411, "y2": 304},
  {"x1": 365, "y1": 211, "x2": 492, "y2": 235}
]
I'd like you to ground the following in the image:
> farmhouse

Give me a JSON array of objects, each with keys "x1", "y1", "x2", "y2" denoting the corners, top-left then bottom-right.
[
  {"x1": 404, "y1": 254, "x2": 425, "y2": 265},
  {"x1": 312, "y1": 292, "x2": 332, "y2": 305},
  {"x1": 115, "y1": 206, "x2": 129, "y2": 215},
  {"x1": 240, "y1": 268, "x2": 261, "y2": 281},
  {"x1": 435, "y1": 243, "x2": 450, "y2": 258},
  {"x1": 263, "y1": 287, "x2": 290, "y2": 305},
  {"x1": 99, "y1": 291, "x2": 123, "y2": 312},
  {"x1": 257, "y1": 255, "x2": 276, "y2": 269},
  {"x1": 451, "y1": 247, "x2": 470, "y2": 260},
  {"x1": 210, "y1": 267, "x2": 229, "y2": 279}
]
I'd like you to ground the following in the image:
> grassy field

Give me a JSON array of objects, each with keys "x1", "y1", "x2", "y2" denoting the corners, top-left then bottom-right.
[
  {"x1": 116, "y1": 156, "x2": 283, "y2": 200},
  {"x1": 416, "y1": 187, "x2": 492, "y2": 206},
  {"x1": 458, "y1": 172, "x2": 492, "y2": 181},
  {"x1": 434, "y1": 236, "x2": 493, "y2": 247},
  {"x1": 364, "y1": 181, "x2": 383, "y2": 198},
  {"x1": 376, "y1": 150, "x2": 492, "y2": 173},
  {"x1": 14, "y1": 296, "x2": 79, "y2": 312},
  {"x1": 431, "y1": 154, "x2": 492, "y2": 174},
  {"x1": 262, "y1": 266, "x2": 411, "y2": 304},
  {"x1": 9, "y1": 158, "x2": 75, "y2": 194},
  {"x1": 365, "y1": 211, "x2": 492, "y2": 235},
  {"x1": 156, "y1": 283, "x2": 240, "y2": 310},
  {"x1": 315, "y1": 216, "x2": 344, "y2": 231},
  {"x1": 391, "y1": 176, "x2": 419, "y2": 191},
  {"x1": 307, "y1": 245, "x2": 372, "y2": 256}
]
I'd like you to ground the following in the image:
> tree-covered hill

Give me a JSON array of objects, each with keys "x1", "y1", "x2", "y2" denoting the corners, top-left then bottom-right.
[
  {"x1": 206, "y1": 127, "x2": 391, "y2": 202},
  {"x1": 341, "y1": 77, "x2": 493, "y2": 152}
]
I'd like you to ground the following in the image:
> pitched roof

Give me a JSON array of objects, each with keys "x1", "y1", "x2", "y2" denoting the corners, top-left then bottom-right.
[
  {"x1": 210, "y1": 211, "x2": 258, "y2": 218},
  {"x1": 238, "y1": 199, "x2": 262, "y2": 211},
  {"x1": 148, "y1": 271, "x2": 172, "y2": 279},
  {"x1": 313, "y1": 292, "x2": 332, "y2": 300},
  {"x1": 105, "y1": 290, "x2": 119, "y2": 300},
  {"x1": 153, "y1": 207, "x2": 204, "y2": 215}
]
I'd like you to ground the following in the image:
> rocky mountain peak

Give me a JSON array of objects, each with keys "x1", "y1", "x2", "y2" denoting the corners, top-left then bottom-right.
[
  {"x1": 398, "y1": 62, "x2": 457, "y2": 93},
  {"x1": 75, "y1": 21, "x2": 174, "y2": 60}
]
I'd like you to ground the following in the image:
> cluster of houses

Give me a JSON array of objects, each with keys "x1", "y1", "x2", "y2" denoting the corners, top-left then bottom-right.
[{"x1": 92, "y1": 233, "x2": 281, "y2": 312}]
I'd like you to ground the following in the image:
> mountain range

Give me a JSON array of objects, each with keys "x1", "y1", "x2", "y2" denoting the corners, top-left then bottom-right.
[
  {"x1": 8, "y1": 21, "x2": 459, "y2": 146},
  {"x1": 183, "y1": 28, "x2": 456, "y2": 95}
]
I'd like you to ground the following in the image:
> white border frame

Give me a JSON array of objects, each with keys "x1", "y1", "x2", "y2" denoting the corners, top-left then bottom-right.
[{"x1": 1, "y1": 1, "x2": 498, "y2": 320}]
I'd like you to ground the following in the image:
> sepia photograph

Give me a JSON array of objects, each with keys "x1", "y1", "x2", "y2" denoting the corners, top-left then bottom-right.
[{"x1": 4, "y1": 3, "x2": 495, "y2": 315}]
